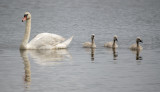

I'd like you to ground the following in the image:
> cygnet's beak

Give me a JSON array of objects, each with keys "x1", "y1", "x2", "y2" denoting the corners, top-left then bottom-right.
[
  {"x1": 140, "y1": 40, "x2": 143, "y2": 43},
  {"x1": 116, "y1": 38, "x2": 118, "y2": 42}
]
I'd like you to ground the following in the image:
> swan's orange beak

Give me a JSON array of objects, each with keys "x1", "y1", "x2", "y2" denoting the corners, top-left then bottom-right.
[{"x1": 22, "y1": 16, "x2": 27, "y2": 22}]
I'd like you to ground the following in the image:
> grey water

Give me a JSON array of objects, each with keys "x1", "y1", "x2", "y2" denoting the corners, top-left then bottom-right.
[{"x1": 0, "y1": 0, "x2": 160, "y2": 92}]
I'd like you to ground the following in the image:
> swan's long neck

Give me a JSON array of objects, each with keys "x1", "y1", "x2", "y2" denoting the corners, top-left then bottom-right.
[{"x1": 20, "y1": 19, "x2": 31, "y2": 49}]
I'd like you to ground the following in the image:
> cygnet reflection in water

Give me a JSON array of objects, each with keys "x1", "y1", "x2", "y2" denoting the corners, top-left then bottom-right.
[
  {"x1": 84, "y1": 48, "x2": 95, "y2": 62},
  {"x1": 130, "y1": 49, "x2": 143, "y2": 65},
  {"x1": 22, "y1": 49, "x2": 72, "y2": 66},
  {"x1": 91, "y1": 48, "x2": 95, "y2": 61},
  {"x1": 20, "y1": 50, "x2": 31, "y2": 88},
  {"x1": 112, "y1": 48, "x2": 118, "y2": 60},
  {"x1": 105, "y1": 48, "x2": 118, "y2": 63}
]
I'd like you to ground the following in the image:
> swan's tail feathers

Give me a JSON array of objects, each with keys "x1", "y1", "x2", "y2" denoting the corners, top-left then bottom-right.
[
  {"x1": 63, "y1": 36, "x2": 73, "y2": 46},
  {"x1": 53, "y1": 36, "x2": 73, "y2": 49}
]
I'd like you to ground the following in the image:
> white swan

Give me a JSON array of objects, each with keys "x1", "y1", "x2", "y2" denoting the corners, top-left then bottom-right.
[
  {"x1": 83, "y1": 34, "x2": 96, "y2": 48},
  {"x1": 20, "y1": 12, "x2": 73, "y2": 49},
  {"x1": 104, "y1": 35, "x2": 118, "y2": 48},
  {"x1": 130, "y1": 37, "x2": 143, "y2": 50}
]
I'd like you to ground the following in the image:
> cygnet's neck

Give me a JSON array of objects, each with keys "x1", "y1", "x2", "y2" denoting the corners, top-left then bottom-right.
[
  {"x1": 136, "y1": 41, "x2": 139, "y2": 48},
  {"x1": 20, "y1": 19, "x2": 31, "y2": 49},
  {"x1": 91, "y1": 38, "x2": 95, "y2": 47},
  {"x1": 112, "y1": 39, "x2": 116, "y2": 48}
]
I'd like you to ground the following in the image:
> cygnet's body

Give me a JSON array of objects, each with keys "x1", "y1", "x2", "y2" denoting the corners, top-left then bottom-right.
[
  {"x1": 104, "y1": 35, "x2": 118, "y2": 48},
  {"x1": 83, "y1": 34, "x2": 96, "y2": 48},
  {"x1": 130, "y1": 37, "x2": 143, "y2": 50}
]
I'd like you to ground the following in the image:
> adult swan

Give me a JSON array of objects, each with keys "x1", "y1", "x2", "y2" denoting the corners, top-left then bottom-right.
[{"x1": 20, "y1": 12, "x2": 73, "y2": 49}]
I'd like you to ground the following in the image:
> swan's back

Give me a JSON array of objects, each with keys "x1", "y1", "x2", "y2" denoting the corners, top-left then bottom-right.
[{"x1": 27, "y1": 33, "x2": 65, "y2": 49}]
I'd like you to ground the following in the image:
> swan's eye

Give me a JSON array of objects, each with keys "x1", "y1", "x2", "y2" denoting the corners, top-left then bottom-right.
[{"x1": 24, "y1": 14, "x2": 28, "y2": 17}]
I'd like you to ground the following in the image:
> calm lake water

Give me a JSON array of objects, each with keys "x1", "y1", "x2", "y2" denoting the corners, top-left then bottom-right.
[{"x1": 0, "y1": 0, "x2": 160, "y2": 92}]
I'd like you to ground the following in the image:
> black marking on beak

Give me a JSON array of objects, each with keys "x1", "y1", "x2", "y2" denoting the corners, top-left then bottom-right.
[{"x1": 22, "y1": 14, "x2": 28, "y2": 22}]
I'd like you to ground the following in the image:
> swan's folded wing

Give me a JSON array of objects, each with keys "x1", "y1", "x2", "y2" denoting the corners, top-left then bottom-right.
[
  {"x1": 28, "y1": 33, "x2": 65, "y2": 49},
  {"x1": 53, "y1": 36, "x2": 73, "y2": 49}
]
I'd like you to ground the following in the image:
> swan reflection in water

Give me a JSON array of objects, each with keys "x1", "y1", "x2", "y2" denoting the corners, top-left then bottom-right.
[
  {"x1": 25, "y1": 49, "x2": 72, "y2": 66},
  {"x1": 84, "y1": 48, "x2": 95, "y2": 62},
  {"x1": 20, "y1": 50, "x2": 31, "y2": 89},
  {"x1": 131, "y1": 49, "x2": 143, "y2": 64},
  {"x1": 20, "y1": 49, "x2": 72, "y2": 89}
]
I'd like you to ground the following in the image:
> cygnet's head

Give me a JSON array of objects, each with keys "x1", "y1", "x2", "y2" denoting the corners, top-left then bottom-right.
[
  {"x1": 91, "y1": 34, "x2": 95, "y2": 40},
  {"x1": 22, "y1": 12, "x2": 31, "y2": 22},
  {"x1": 136, "y1": 37, "x2": 143, "y2": 43},
  {"x1": 113, "y1": 35, "x2": 118, "y2": 42}
]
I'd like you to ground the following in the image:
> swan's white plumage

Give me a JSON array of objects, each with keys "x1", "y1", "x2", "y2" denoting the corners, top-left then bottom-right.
[
  {"x1": 53, "y1": 36, "x2": 73, "y2": 49},
  {"x1": 21, "y1": 12, "x2": 73, "y2": 49},
  {"x1": 27, "y1": 33, "x2": 65, "y2": 49}
]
